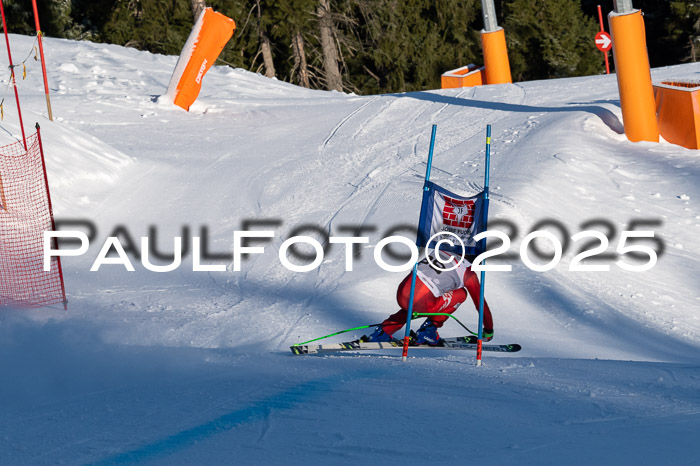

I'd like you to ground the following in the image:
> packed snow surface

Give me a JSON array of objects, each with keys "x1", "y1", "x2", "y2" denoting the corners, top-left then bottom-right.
[{"x1": 1, "y1": 34, "x2": 699, "y2": 464}]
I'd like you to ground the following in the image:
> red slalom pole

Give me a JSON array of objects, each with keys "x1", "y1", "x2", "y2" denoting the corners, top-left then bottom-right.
[
  {"x1": 32, "y1": 0, "x2": 53, "y2": 121},
  {"x1": 597, "y1": 5, "x2": 610, "y2": 75},
  {"x1": 0, "y1": 0, "x2": 27, "y2": 150},
  {"x1": 36, "y1": 123, "x2": 67, "y2": 310}
]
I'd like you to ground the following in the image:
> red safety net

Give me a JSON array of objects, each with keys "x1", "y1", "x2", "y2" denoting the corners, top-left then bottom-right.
[{"x1": 0, "y1": 132, "x2": 65, "y2": 308}]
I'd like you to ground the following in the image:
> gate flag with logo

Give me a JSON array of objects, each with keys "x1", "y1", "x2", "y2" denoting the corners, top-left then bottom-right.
[
  {"x1": 165, "y1": 8, "x2": 236, "y2": 111},
  {"x1": 416, "y1": 180, "x2": 488, "y2": 255}
]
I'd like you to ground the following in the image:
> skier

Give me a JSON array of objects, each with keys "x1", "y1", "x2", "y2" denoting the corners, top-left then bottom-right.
[{"x1": 363, "y1": 249, "x2": 494, "y2": 346}]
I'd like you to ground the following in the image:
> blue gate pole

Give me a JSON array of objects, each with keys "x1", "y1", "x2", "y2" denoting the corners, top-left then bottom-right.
[
  {"x1": 476, "y1": 124, "x2": 491, "y2": 366},
  {"x1": 402, "y1": 124, "x2": 437, "y2": 362}
]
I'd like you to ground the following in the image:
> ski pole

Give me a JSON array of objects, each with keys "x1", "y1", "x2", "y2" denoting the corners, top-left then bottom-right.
[
  {"x1": 292, "y1": 324, "x2": 382, "y2": 347},
  {"x1": 292, "y1": 312, "x2": 433, "y2": 347}
]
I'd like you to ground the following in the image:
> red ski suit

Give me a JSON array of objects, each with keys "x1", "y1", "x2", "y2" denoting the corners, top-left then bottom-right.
[{"x1": 381, "y1": 254, "x2": 493, "y2": 336}]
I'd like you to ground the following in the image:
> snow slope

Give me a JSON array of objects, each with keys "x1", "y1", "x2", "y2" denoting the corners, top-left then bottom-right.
[{"x1": 1, "y1": 34, "x2": 700, "y2": 464}]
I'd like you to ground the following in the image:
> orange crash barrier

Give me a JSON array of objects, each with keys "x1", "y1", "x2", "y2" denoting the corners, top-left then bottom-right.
[
  {"x1": 481, "y1": 28, "x2": 512, "y2": 85},
  {"x1": 653, "y1": 81, "x2": 700, "y2": 150},
  {"x1": 166, "y1": 8, "x2": 236, "y2": 111},
  {"x1": 609, "y1": 10, "x2": 659, "y2": 142},
  {"x1": 441, "y1": 64, "x2": 485, "y2": 89}
]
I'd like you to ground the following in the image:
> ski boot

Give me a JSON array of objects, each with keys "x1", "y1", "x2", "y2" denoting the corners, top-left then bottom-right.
[
  {"x1": 413, "y1": 320, "x2": 443, "y2": 346},
  {"x1": 360, "y1": 326, "x2": 398, "y2": 343}
]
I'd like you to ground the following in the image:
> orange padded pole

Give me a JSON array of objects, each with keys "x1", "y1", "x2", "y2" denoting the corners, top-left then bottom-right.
[
  {"x1": 481, "y1": 28, "x2": 512, "y2": 85},
  {"x1": 609, "y1": 10, "x2": 659, "y2": 142}
]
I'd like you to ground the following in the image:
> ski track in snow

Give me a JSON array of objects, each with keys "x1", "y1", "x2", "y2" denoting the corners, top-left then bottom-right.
[
  {"x1": 321, "y1": 95, "x2": 380, "y2": 149},
  {"x1": 1, "y1": 34, "x2": 700, "y2": 464}
]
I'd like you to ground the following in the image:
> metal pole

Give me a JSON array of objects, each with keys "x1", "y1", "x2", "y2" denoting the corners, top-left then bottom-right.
[
  {"x1": 36, "y1": 123, "x2": 67, "y2": 310},
  {"x1": 32, "y1": 0, "x2": 53, "y2": 121},
  {"x1": 613, "y1": 0, "x2": 634, "y2": 14},
  {"x1": 402, "y1": 124, "x2": 437, "y2": 362},
  {"x1": 476, "y1": 125, "x2": 491, "y2": 367},
  {"x1": 481, "y1": 0, "x2": 499, "y2": 32},
  {"x1": 0, "y1": 0, "x2": 27, "y2": 150}
]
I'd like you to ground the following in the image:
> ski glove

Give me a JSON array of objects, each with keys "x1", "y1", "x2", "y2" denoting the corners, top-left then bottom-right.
[{"x1": 483, "y1": 329, "x2": 494, "y2": 342}]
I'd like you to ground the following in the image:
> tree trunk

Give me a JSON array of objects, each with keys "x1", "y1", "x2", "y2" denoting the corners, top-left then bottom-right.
[
  {"x1": 255, "y1": 0, "x2": 276, "y2": 78},
  {"x1": 191, "y1": 0, "x2": 206, "y2": 20},
  {"x1": 291, "y1": 31, "x2": 310, "y2": 88},
  {"x1": 260, "y1": 33, "x2": 276, "y2": 78},
  {"x1": 317, "y1": 0, "x2": 342, "y2": 91}
]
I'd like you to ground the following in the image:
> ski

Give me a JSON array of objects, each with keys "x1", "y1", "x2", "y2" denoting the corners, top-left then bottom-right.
[{"x1": 290, "y1": 335, "x2": 521, "y2": 355}]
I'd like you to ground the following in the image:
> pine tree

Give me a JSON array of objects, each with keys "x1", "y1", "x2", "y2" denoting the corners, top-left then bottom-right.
[
  {"x1": 265, "y1": 0, "x2": 317, "y2": 87},
  {"x1": 666, "y1": 1, "x2": 700, "y2": 63},
  {"x1": 503, "y1": 0, "x2": 600, "y2": 81},
  {"x1": 203, "y1": 1, "x2": 267, "y2": 73},
  {"x1": 100, "y1": 1, "x2": 192, "y2": 55},
  {"x1": 3, "y1": 0, "x2": 695, "y2": 94},
  {"x1": 1, "y1": 0, "x2": 34, "y2": 35},
  {"x1": 345, "y1": 0, "x2": 481, "y2": 94}
]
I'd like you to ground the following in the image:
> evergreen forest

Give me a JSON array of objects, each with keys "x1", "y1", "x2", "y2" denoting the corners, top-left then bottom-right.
[{"x1": 2, "y1": 0, "x2": 699, "y2": 94}]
